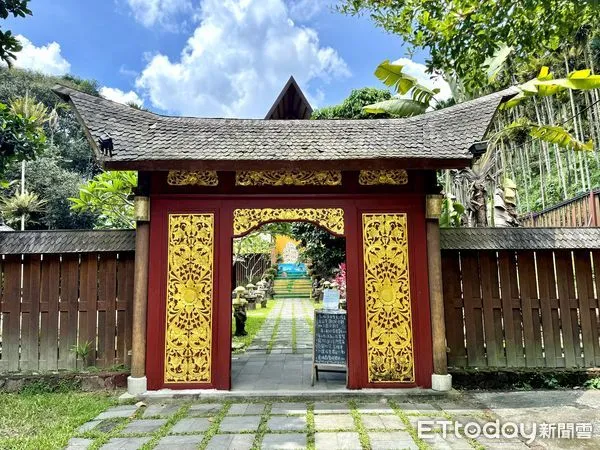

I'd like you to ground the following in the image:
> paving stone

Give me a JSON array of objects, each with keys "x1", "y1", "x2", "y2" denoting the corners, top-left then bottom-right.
[
  {"x1": 356, "y1": 402, "x2": 394, "y2": 414},
  {"x1": 170, "y1": 417, "x2": 211, "y2": 434},
  {"x1": 314, "y1": 414, "x2": 355, "y2": 431},
  {"x1": 121, "y1": 419, "x2": 167, "y2": 435},
  {"x1": 394, "y1": 402, "x2": 440, "y2": 415},
  {"x1": 361, "y1": 414, "x2": 405, "y2": 430},
  {"x1": 96, "y1": 419, "x2": 125, "y2": 434},
  {"x1": 65, "y1": 438, "x2": 93, "y2": 450},
  {"x1": 205, "y1": 434, "x2": 255, "y2": 450},
  {"x1": 421, "y1": 433, "x2": 474, "y2": 450},
  {"x1": 154, "y1": 434, "x2": 204, "y2": 450},
  {"x1": 76, "y1": 419, "x2": 102, "y2": 433},
  {"x1": 142, "y1": 403, "x2": 181, "y2": 418},
  {"x1": 314, "y1": 432, "x2": 361, "y2": 450},
  {"x1": 220, "y1": 415, "x2": 262, "y2": 432},
  {"x1": 188, "y1": 403, "x2": 222, "y2": 416},
  {"x1": 368, "y1": 431, "x2": 418, "y2": 450},
  {"x1": 270, "y1": 402, "x2": 308, "y2": 415},
  {"x1": 407, "y1": 415, "x2": 451, "y2": 429},
  {"x1": 228, "y1": 403, "x2": 266, "y2": 415},
  {"x1": 100, "y1": 437, "x2": 151, "y2": 450},
  {"x1": 94, "y1": 405, "x2": 138, "y2": 420},
  {"x1": 474, "y1": 437, "x2": 530, "y2": 449},
  {"x1": 267, "y1": 415, "x2": 307, "y2": 432},
  {"x1": 261, "y1": 433, "x2": 307, "y2": 449},
  {"x1": 313, "y1": 402, "x2": 351, "y2": 414}
]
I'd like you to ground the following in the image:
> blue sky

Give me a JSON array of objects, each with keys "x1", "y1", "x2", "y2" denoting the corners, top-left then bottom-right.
[{"x1": 6, "y1": 0, "x2": 447, "y2": 118}]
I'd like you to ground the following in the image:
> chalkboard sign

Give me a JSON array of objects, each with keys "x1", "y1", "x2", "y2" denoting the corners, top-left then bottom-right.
[{"x1": 312, "y1": 310, "x2": 347, "y2": 385}]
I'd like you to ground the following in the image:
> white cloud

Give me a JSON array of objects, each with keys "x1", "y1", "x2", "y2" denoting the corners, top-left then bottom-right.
[
  {"x1": 10, "y1": 35, "x2": 71, "y2": 76},
  {"x1": 392, "y1": 58, "x2": 452, "y2": 102},
  {"x1": 135, "y1": 0, "x2": 349, "y2": 118},
  {"x1": 287, "y1": 0, "x2": 323, "y2": 20},
  {"x1": 100, "y1": 87, "x2": 144, "y2": 106},
  {"x1": 124, "y1": 0, "x2": 193, "y2": 29}
]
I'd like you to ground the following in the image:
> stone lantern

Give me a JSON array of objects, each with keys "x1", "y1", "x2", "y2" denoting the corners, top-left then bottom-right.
[
  {"x1": 232, "y1": 286, "x2": 248, "y2": 336},
  {"x1": 256, "y1": 280, "x2": 268, "y2": 308},
  {"x1": 245, "y1": 283, "x2": 257, "y2": 310}
]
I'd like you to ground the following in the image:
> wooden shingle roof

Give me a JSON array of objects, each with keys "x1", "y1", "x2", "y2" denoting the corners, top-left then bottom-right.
[{"x1": 53, "y1": 84, "x2": 517, "y2": 171}]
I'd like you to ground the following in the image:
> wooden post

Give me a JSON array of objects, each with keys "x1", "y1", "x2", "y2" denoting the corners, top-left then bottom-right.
[
  {"x1": 126, "y1": 174, "x2": 151, "y2": 396},
  {"x1": 425, "y1": 195, "x2": 448, "y2": 377}
]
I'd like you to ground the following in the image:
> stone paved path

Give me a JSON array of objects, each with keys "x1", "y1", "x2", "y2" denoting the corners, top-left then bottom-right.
[
  {"x1": 232, "y1": 299, "x2": 345, "y2": 391},
  {"x1": 65, "y1": 391, "x2": 600, "y2": 449}
]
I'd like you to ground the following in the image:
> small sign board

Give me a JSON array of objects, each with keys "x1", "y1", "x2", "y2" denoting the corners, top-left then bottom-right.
[
  {"x1": 322, "y1": 289, "x2": 340, "y2": 310},
  {"x1": 312, "y1": 309, "x2": 347, "y2": 385}
]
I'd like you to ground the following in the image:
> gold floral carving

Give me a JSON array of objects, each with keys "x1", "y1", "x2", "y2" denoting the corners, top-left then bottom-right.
[
  {"x1": 236, "y1": 170, "x2": 342, "y2": 186},
  {"x1": 233, "y1": 208, "x2": 344, "y2": 236},
  {"x1": 167, "y1": 170, "x2": 219, "y2": 186},
  {"x1": 362, "y1": 213, "x2": 414, "y2": 383},
  {"x1": 359, "y1": 170, "x2": 408, "y2": 186},
  {"x1": 165, "y1": 214, "x2": 214, "y2": 384}
]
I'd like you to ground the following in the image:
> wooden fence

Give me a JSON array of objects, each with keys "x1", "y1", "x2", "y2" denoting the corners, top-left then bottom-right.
[
  {"x1": 0, "y1": 230, "x2": 135, "y2": 372},
  {"x1": 520, "y1": 189, "x2": 600, "y2": 227},
  {"x1": 440, "y1": 228, "x2": 600, "y2": 369}
]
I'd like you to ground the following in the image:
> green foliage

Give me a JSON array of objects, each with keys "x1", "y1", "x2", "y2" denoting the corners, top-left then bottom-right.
[
  {"x1": 503, "y1": 118, "x2": 593, "y2": 152},
  {"x1": 312, "y1": 87, "x2": 392, "y2": 119},
  {"x1": 363, "y1": 60, "x2": 440, "y2": 116},
  {"x1": 440, "y1": 196, "x2": 464, "y2": 228},
  {"x1": 290, "y1": 222, "x2": 345, "y2": 279},
  {"x1": 339, "y1": 0, "x2": 600, "y2": 93},
  {"x1": 585, "y1": 377, "x2": 600, "y2": 389},
  {"x1": 0, "y1": 101, "x2": 46, "y2": 180},
  {"x1": 70, "y1": 171, "x2": 137, "y2": 229},
  {"x1": 0, "y1": 0, "x2": 32, "y2": 66},
  {"x1": 234, "y1": 232, "x2": 272, "y2": 255}
]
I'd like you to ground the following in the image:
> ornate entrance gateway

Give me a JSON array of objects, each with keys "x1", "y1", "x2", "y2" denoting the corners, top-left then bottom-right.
[
  {"x1": 144, "y1": 192, "x2": 431, "y2": 390},
  {"x1": 54, "y1": 80, "x2": 516, "y2": 394}
]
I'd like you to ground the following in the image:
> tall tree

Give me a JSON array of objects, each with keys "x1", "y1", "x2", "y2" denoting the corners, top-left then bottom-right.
[
  {"x1": 0, "y1": 0, "x2": 32, "y2": 66},
  {"x1": 339, "y1": 0, "x2": 600, "y2": 93}
]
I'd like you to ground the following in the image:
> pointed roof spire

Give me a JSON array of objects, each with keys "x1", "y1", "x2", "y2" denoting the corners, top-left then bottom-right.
[{"x1": 265, "y1": 76, "x2": 313, "y2": 120}]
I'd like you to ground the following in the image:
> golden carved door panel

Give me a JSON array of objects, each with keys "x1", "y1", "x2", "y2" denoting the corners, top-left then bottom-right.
[
  {"x1": 164, "y1": 213, "x2": 214, "y2": 384},
  {"x1": 362, "y1": 213, "x2": 415, "y2": 383}
]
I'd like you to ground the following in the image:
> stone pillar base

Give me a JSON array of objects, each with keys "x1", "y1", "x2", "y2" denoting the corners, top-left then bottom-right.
[
  {"x1": 127, "y1": 375, "x2": 147, "y2": 396},
  {"x1": 431, "y1": 373, "x2": 452, "y2": 392}
]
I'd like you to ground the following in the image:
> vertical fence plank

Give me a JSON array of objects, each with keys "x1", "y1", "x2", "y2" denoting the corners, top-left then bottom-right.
[
  {"x1": 592, "y1": 250, "x2": 600, "y2": 366},
  {"x1": 555, "y1": 250, "x2": 580, "y2": 367},
  {"x1": 573, "y1": 250, "x2": 599, "y2": 367},
  {"x1": 116, "y1": 253, "x2": 135, "y2": 367},
  {"x1": 59, "y1": 254, "x2": 79, "y2": 370},
  {"x1": 461, "y1": 251, "x2": 486, "y2": 366},
  {"x1": 79, "y1": 253, "x2": 98, "y2": 368},
  {"x1": 97, "y1": 253, "x2": 117, "y2": 368},
  {"x1": 39, "y1": 254, "x2": 60, "y2": 371},
  {"x1": 536, "y1": 250, "x2": 562, "y2": 367},
  {"x1": 20, "y1": 254, "x2": 41, "y2": 372},
  {"x1": 441, "y1": 250, "x2": 466, "y2": 367},
  {"x1": 498, "y1": 251, "x2": 525, "y2": 367},
  {"x1": 479, "y1": 251, "x2": 505, "y2": 367},
  {"x1": 2, "y1": 255, "x2": 21, "y2": 372},
  {"x1": 518, "y1": 251, "x2": 544, "y2": 367}
]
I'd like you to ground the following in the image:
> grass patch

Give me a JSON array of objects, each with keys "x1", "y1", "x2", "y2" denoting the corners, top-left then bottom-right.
[
  {"x1": 349, "y1": 400, "x2": 371, "y2": 450},
  {"x1": 266, "y1": 305, "x2": 283, "y2": 354},
  {"x1": 199, "y1": 402, "x2": 231, "y2": 449},
  {"x1": 291, "y1": 302, "x2": 297, "y2": 353},
  {"x1": 232, "y1": 300, "x2": 277, "y2": 353},
  {"x1": 306, "y1": 402, "x2": 315, "y2": 450},
  {"x1": 388, "y1": 400, "x2": 429, "y2": 450},
  {"x1": 140, "y1": 403, "x2": 190, "y2": 449},
  {"x1": 0, "y1": 392, "x2": 115, "y2": 450},
  {"x1": 251, "y1": 402, "x2": 272, "y2": 450}
]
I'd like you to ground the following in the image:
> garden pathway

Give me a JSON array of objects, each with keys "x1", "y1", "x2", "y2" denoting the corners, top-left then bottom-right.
[
  {"x1": 231, "y1": 298, "x2": 345, "y2": 391},
  {"x1": 66, "y1": 391, "x2": 600, "y2": 449}
]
